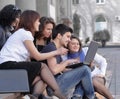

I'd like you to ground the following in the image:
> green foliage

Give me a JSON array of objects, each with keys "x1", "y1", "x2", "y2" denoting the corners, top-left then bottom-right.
[{"x1": 93, "y1": 29, "x2": 110, "y2": 42}]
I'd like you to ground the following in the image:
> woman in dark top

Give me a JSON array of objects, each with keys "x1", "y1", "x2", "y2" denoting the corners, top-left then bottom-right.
[
  {"x1": 34, "y1": 16, "x2": 55, "y2": 52},
  {"x1": 32, "y1": 17, "x2": 56, "y2": 98},
  {"x1": 0, "y1": 4, "x2": 21, "y2": 50}
]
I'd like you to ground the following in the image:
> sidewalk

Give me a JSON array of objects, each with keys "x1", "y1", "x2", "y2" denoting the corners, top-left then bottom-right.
[
  {"x1": 0, "y1": 44, "x2": 120, "y2": 99},
  {"x1": 98, "y1": 46, "x2": 120, "y2": 99}
]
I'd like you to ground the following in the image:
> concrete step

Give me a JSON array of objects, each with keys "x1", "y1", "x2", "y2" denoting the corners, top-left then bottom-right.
[{"x1": 0, "y1": 93, "x2": 21, "y2": 99}]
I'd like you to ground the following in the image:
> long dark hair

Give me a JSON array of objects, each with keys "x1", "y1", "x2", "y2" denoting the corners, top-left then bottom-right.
[
  {"x1": 0, "y1": 4, "x2": 21, "y2": 29},
  {"x1": 34, "y1": 16, "x2": 55, "y2": 43}
]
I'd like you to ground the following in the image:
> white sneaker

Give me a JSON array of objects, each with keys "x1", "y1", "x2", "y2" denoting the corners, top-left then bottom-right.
[
  {"x1": 22, "y1": 95, "x2": 30, "y2": 99},
  {"x1": 22, "y1": 94, "x2": 37, "y2": 99}
]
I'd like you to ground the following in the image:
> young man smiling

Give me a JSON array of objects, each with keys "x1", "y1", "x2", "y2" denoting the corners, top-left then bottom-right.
[{"x1": 41, "y1": 24, "x2": 95, "y2": 99}]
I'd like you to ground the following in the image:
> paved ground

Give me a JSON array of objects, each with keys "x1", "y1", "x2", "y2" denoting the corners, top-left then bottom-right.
[
  {"x1": 0, "y1": 44, "x2": 120, "y2": 99},
  {"x1": 98, "y1": 46, "x2": 120, "y2": 99}
]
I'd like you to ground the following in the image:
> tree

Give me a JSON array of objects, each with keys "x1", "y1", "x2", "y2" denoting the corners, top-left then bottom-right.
[
  {"x1": 93, "y1": 29, "x2": 110, "y2": 47},
  {"x1": 73, "y1": 13, "x2": 80, "y2": 37}
]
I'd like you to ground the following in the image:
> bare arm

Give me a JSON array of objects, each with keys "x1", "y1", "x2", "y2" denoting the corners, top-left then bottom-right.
[
  {"x1": 47, "y1": 56, "x2": 78, "y2": 75},
  {"x1": 24, "y1": 40, "x2": 68, "y2": 61}
]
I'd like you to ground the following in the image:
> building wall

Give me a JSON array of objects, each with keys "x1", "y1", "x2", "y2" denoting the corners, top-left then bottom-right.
[
  {"x1": 72, "y1": 0, "x2": 120, "y2": 43},
  {"x1": 1, "y1": 0, "x2": 120, "y2": 42},
  {"x1": 56, "y1": 0, "x2": 72, "y2": 24},
  {"x1": 0, "y1": 0, "x2": 15, "y2": 9},
  {"x1": 36, "y1": 0, "x2": 48, "y2": 17}
]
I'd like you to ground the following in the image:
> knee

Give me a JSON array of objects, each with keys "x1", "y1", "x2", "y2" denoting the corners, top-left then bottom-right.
[
  {"x1": 93, "y1": 77, "x2": 105, "y2": 85},
  {"x1": 92, "y1": 78, "x2": 98, "y2": 87},
  {"x1": 41, "y1": 63, "x2": 48, "y2": 69},
  {"x1": 83, "y1": 65, "x2": 91, "y2": 73}
]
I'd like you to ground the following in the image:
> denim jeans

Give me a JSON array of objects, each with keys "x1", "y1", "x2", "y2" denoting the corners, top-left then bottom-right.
[{"x1": 55, "y1": 65, "x2": 94, "y2": 99}]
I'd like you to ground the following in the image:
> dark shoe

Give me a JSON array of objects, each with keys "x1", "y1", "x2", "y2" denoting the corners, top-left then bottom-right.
[
  {"x1": 38, "y1": 94, "x2": 53, "y2": 99},
  {"x1": 71, "y1": 94, "x2": 82, "y2": 99}
]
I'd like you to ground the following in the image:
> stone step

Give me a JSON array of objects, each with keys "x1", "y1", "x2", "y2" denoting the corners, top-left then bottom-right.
[{"x1": 0, "y1": 93, "x2": 21, "y2": 99}]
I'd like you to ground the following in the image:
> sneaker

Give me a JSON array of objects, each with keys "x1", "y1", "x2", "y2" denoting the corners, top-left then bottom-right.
[{"x1": 22, "y1": 94, "x2": 38, "y2": 99}]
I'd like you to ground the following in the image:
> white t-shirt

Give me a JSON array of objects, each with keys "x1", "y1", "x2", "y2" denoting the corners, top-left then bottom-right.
[{"x1": 0, "y1": 28, "x2": 34, "y2": 63}]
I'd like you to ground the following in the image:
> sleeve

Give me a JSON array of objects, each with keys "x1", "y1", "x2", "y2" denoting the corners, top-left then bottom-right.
[
  {"x1": 82, "y1": 47, "x2": 88, "y2": 55},
  {"x1": 41, "y1": 43, "x2": 56, "y2": 53},
  {"x1": 94, "y1": 53, "x2": 107, "y2": 76},
  {"x1": 61, "y1": 55, "x2": 68, "y2": 61},
  {"x1": 21, "y1": 30, "x2": 34, "y2": 42}
]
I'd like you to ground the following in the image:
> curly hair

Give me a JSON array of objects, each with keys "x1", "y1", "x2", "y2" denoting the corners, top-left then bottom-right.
[{"x1": 0, "y1": 4, "x2": 21, "y2": 29}]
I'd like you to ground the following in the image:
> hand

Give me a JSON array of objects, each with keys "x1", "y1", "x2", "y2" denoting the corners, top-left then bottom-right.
[
  {"x1": 89, "y1": 61, "x2": 94, "y2": 67},
  {"x1": 57, "y1": 47, "x2": 68, "y2": 55},
  {"x1": 68, "y1": 58, "x2": 80, "y2": 65}
]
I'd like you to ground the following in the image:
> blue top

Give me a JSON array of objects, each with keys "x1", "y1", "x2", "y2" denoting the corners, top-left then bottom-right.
[
  {"x1": 41, "y1": 42, "x2": 62, "y2": 64},
  {"x1": 67, "y1": 50, "x2": 85, "y2": 62}
]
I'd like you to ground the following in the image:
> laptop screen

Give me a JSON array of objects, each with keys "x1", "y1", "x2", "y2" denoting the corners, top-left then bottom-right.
[{"x1": 84, "y1": 41, "x2": 99, "y2": 65}]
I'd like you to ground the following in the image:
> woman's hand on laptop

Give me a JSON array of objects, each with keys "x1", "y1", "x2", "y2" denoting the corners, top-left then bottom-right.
[{"x1": 67, "y1": 58, "x2": 80, "y2": 66}]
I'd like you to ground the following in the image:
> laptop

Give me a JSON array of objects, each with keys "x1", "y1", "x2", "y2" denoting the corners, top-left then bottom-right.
[
  {"x1": 0, "y1": 69, "x2": 30, "y2": 93},
  {"x1": 66, "y1": 41, "x2": 99, "y2": 69}
]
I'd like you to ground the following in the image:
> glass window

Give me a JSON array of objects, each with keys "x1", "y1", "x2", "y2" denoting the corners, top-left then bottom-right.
[
  {"x1": 73, "y1": 0, "x2": 80, "y2": 4},
  {"x1": 95, "y1": 16, "x2": 107, "y2": 31},
  {"x1": 96, "y1": 0, "x2": 99, "y2": 3},
  {"x1": 50, "y1": 0, "x2": 54, "y2": 5},
  {"x1": 101, "y1": 0, "x2": 104, "y2": 3},
  {"x1": 96, "y1": 0, "x2": 105, "y2": 4}
]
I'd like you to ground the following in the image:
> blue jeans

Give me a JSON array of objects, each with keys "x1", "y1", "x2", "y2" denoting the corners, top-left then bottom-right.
[{"x1": 55, "y1": 65, "x2": 94, "y2": 99}]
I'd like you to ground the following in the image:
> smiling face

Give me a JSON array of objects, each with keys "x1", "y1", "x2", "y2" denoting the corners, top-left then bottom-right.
[
  {"x1": 43, "y1": 23, "x2": 53, "y2": 38},
  {"x1": 60, "y1": 32, "x2": 71, "y2": 47},
  {"x1": 68, "y1": 38, "x2": 81, "y2": 53}
]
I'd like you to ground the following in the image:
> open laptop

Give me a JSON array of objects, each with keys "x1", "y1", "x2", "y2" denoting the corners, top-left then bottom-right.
[
  {"x1": 0, "y1": 69, "x2": 30, "y2": 93},
  {"x1": 66, "y1": 41, "x2": 99, "y2": 69}
]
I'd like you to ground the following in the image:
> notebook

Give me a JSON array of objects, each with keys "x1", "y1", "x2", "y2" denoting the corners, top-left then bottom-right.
[
  {"x1": 66, "y1": 41, "x2": 99, "y2": 69},
  {"x1": 0, "y1": 69, "x2": 30, "y2": 93}
]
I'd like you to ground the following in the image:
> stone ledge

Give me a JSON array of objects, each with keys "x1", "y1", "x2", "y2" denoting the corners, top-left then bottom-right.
[{"x1": 0, "y1": 93, "x2": 21, "y2": 99}]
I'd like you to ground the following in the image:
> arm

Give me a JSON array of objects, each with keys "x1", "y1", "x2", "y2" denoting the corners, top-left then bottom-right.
[
  {"x1": 47, "y1": 56, "x2": 78, "y2": 75},
  {"x1": 94, "y1": 53, "x2": 107, "y2": 76},
  {"x1": 24, "y1": 40, "x2": 68, "y2": 61}
]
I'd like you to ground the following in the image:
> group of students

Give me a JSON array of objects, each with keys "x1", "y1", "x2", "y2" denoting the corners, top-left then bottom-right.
[{"x1": 0, "y1": 4, "x2": 113, "y2": 99}]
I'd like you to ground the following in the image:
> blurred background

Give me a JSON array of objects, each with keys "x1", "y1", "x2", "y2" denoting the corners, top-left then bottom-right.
[{"x1": 1, "y1": 0, "x2": 120, "y2": 46}]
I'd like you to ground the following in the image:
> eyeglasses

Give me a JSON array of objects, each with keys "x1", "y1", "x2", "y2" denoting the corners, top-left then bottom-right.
[{"x1": 13, "y1": 6, "x2": 20, "y2": 11}]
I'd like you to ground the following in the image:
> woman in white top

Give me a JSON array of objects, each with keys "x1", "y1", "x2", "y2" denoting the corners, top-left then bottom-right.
[
  {"x1": 0, "y1": 10, "x2": 67, "y2": 99},
  {"x1": 62, "y1": 35, "x2": 113, "y2": 99}
]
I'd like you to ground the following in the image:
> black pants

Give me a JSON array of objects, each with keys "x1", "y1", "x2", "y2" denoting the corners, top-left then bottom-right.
[{"x1": 0, "y1": 61, "x2": 41, "y2": 92}]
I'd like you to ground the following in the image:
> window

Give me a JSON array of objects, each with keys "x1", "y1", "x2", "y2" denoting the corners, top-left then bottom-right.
[
  {"x1": 96, "y1": 0, "x2": 99, "y2": 3},
  {"x1": 96, "y1": 0, "x2": 105, "y2": 4},
  {"x1": 50, "y1": 0, "x2": 54, "y2": 5},
  {"x1": 95, "y1": 15, "x2": 107, "y2": 31},
  {"x1": 73, "y1": 0, "x2": 80, "y2": 4}
]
